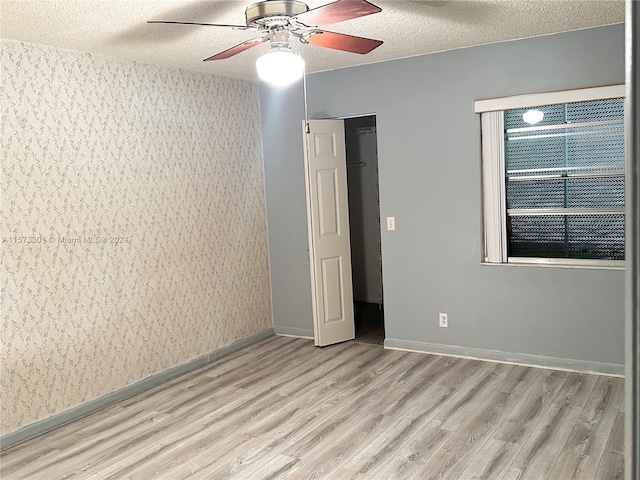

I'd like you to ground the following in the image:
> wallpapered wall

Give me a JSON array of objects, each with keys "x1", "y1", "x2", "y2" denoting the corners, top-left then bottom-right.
[{"x1": 0, "y1": 40, "x2": 272, "y2": 435}]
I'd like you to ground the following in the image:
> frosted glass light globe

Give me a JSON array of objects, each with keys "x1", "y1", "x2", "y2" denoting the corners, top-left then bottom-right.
[{"x1": 256, "y1": 48, "x2": 305, "y2": 87}]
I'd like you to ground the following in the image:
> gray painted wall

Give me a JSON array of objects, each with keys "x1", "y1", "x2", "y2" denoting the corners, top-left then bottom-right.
[
  {"x1": 259, "y1": 85, "x2": 313, "y2": 337},
  {"x1": 260, "y1": 24, "x2": 626, "y2": 366}
]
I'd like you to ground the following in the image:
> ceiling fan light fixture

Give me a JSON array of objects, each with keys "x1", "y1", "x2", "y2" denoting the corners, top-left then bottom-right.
[{"x1": 256, "y1": 45, "x2": 305, "y2": 87}]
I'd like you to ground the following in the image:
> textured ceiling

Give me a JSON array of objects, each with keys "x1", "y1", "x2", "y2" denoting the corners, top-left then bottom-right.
[{"x1": 0, "y1": 0, "x2": 625, "y2": 82}]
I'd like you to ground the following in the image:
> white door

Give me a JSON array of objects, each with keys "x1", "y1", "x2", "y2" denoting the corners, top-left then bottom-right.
[{"x1": 303, "y1": 119, "x2": 355, "y2": 346}]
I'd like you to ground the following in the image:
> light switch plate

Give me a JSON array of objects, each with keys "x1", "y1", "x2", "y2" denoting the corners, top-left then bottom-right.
[{"x1": 387, "y1": 217, "x2": 395, "y2": 231}]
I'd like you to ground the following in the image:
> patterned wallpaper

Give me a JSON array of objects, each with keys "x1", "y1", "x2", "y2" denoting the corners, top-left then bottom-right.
[{"x1": 0, "y1": 40, "x2": 272, "y2": 435}]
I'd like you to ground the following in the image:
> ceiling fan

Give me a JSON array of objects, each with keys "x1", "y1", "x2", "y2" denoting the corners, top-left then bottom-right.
[{"x1": 148, "y1": 0, "x2": 384, "y2": 62}]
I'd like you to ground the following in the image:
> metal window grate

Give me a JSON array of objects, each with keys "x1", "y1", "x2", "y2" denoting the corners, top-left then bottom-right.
[
  {"x1": 507, "y1": 177, "x2": 625, "y2": 209},
  {"x1": 509, "y1": 214, "x2": 625, "y2": 260},
  {"x1": 566, "y1": 98, "x2": 624, "y2": 122},
  {"x1": 503, "y1": 98, "x2": 625, "y2": 261}
]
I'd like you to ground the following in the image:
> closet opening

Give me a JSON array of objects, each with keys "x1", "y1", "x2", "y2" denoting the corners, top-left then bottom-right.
[{"x1": 344, "y1": 115, "x2": 384, "y2": 345}]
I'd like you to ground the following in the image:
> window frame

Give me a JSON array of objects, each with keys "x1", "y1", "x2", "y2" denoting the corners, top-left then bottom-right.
[{"x1": 476, "y1": 85, "x2": 626, "y2": 269}]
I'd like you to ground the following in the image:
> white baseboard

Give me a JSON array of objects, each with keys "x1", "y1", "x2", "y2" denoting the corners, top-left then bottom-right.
[
  {"x1": 384, "y1": 338, "x2": 624, "y2": 377},
  {"x1": 1, "y1": 328, "x2": 275, "y2": 450}
]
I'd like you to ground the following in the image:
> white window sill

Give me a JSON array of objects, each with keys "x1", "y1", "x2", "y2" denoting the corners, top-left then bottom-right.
[{"x1": 481, "y1": 259, "x2": 625, "y2": 271}]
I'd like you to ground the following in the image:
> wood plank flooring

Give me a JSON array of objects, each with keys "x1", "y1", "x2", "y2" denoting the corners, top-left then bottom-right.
[{"x1": 0, "y1": 336, "x2": 625, "y2": 479}]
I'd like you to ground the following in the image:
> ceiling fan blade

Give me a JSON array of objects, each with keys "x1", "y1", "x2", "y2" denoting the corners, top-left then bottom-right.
[
  {"x1": 203, "y1": 37, "x2": 267, "y2": 61},
  {"x1": 294, "y1": 0, "x2": 381, "y2": 27},
  {"x1": 306, "y1": 30, "x2": 382, "y2": 54},
  {"x1": 148, "y1": 20, "x2": 249, "y2": 29}
]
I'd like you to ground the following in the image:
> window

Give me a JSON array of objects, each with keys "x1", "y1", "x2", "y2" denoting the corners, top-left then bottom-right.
[{"x1": 476, "y1": 85, "x2": 625, "y2": 267}]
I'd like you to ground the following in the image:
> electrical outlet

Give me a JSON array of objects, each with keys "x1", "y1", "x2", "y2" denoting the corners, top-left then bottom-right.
[{"x1": 439, "y1": 312, "x2": 448, "y2": 328}]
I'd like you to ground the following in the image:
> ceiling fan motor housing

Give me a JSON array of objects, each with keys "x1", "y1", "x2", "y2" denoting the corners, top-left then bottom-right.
[
  {"x1": 149, "y1": 0, "x2": 383, "y2": 61},
  {"x1": 245, "y1": 0, "x2": 309, "y2": 26}
]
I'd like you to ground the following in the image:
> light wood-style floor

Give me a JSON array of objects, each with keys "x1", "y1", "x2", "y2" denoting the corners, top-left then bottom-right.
[{"x1": 1, "y1": 336, "x2": 625, "y2": 479}]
